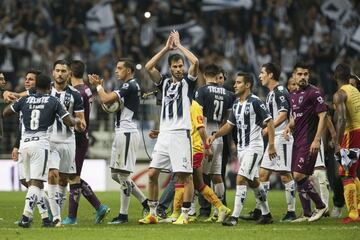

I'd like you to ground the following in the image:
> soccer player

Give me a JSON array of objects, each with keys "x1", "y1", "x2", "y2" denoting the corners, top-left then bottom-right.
[
  {"x1": 61, "y1": 60, "x2": 110, "y2": 225},
  {"x1": 0, "y1": 72, "x2": 6, "y2": 144},
  {"x1": 151, "y1": 100, "x2": 231, "y2": 223},
  {"x1": 139, "y1": 30, "x2": 199, "y2": 225},
  {"x1": 3, "y1": 73, "x2": 82, "y2": 228},
  {"x1": 332, "y1": 63, "x2": 360, "y2": 223},
  {"x1": 247, "y1": 63, "x2": 296, "y2": 222},
  {"x1": 48, "y1": 60, "x2": 86, "y2": 227},
  {"x1": 208, "y1": 73, "x2": 277, "y2": 226},
  {"x1": 194, "y1": 64, "x2": 233, "y2": 221},
  {"x1": 88, "y1": 58, "x2": 149, "y2": 224},
  {"x1": 283, "y1": 63, "x2": 328, "y2": 222},
  {"x1": 12, "y1": 70, "x2": 53, "y2": 225}
]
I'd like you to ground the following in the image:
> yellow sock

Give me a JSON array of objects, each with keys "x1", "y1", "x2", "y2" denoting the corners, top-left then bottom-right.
[
  {"x1": 343, "y1": 180, "x2": 359, "y2": 219},
  {"x1": 173, "y1": 184, "x2": 184, "y2": 215},
  {"x1": 354, "y1": 177, "x2": 360, "y2": 210},
  {"x1": 200, "y1": 185, "x2": 223, "y2": 209}
]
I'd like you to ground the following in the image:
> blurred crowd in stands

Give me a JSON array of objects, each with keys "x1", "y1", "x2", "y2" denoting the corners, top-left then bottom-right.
[{"x1": 1, "y1": 0, "x2": 360, "y2": 154}]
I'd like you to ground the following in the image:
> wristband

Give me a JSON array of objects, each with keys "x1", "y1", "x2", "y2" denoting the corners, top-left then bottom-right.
[{"x1": 96, "y1": 85, "x2": 103, "y2": 92}]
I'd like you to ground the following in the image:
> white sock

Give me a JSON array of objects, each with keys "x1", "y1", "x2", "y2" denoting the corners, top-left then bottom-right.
[
  {"x1": 36, "y1": 189, "x2": 48, "y2": 218},
  {"x1": 189, "y1": 191, "x2": 197, "y2": 215},
  {"x1": 313, "y1": 169, "x2": 329, "y2": 207},
  {"x1": 253, "y1": 185, "x2": 270, "y2": 215},
  {"x1": 284, "y1": 180, "x2": 296, "y2": 212},
  {"x1": 232, "y1": 185, "x2": 247, "y2": 218},
  {"x1": 181, "y1": 207, "x2": 190, "y2": 220},
  {"x1": 130, "y1": 179, "x2": 147, "y2": 203},
  {"x1": 120, "y1": 189, "x2": 131, "y2": 215},
  {"x1": 58, "y1": 185, "x2": 67, "y2": 212},
  {"x1": 23, "y1": 185, "x2": 41, "y2": 218},
  {"x1": 48, "y1": 184, "x2": 61, "y2": 221},
  {"x1": 256, "y1": 181, "x2": 270, "y2": 210},
  {"x1": 148, "y1": 200, "x2": 158, "y2": 216}
]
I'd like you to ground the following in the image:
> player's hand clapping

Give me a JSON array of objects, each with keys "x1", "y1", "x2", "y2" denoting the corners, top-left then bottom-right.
[{"x1": 149, "y1": 129, "x2": 159, "y2": 139}]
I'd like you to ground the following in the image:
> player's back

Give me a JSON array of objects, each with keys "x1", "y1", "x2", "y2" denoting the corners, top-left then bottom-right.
[
  {"x1": 340, "y1": 84, "x2": 360, "y2": 131},
  {"x1": 12, "y1": 93, "x2": 68, "y2": 139},
  {"x1": 195, "y1": 84, "x2": 233, "y2": 134}
]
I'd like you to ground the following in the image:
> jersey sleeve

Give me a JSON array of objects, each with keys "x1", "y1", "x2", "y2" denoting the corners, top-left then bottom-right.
[
  {"x1": 73, "y1": 91, "x2": 84, "y2": 113},
  {"x1": 184, "y1": 74, "x2": 197, "y2": 89},
  {"x1": 114, "y1": 82, "x2": 132, "y2": 100},
  {"x1": 275, "y1": 90, "x2": 290, "y2": 113},
  {"x1": 227, "y1": 104, "x2": 237, "y2": 126},
  {"x1": 253, "y1": 99, "x2": 272, "y2": 125},
  {"x1": 191, "y1": 101, "x2": 204, "y2": 130},
  {"x1": 194, "y1": 87, "x2": 206, "y2": 108},
  {"x1": 10, "y1": 97, "x2": 26, "y2": 113},
  {"x1": 312, "y1": 89, "x2": 327, "y2": 114}
]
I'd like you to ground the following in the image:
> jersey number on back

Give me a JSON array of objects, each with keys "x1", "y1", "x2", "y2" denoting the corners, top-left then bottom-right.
[
  {"x1": 213, "y1": 99, "x2": 224, "y2": 121},
  {"x1": 30, "y1": 109, "x2": 40, "y2": 130}
]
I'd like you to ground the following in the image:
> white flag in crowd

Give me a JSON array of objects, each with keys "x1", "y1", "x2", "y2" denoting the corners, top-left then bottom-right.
[{"x1": 86, "y1": 0, "x2": 116, "y2": 33}]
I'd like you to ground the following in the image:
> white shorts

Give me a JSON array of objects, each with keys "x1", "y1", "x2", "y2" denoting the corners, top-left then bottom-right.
[
  {"x1": 18, "y1": 139, "x2": 50, "y2": 182},
  {"x1": 202, "y1": 141, "x2": 223, "y2": 175},
  {"x1": 237, "y1": 146, "x2": 263, "y2": 181},
  {"x1": 150, "y1": 130, "x2": 192, "y2": 173},
  {"x1": 110, "y1": 131, "x2": 140, "y2": 172},
  {"x1": 49, "y1": 141, "x2": 76, "y2": 174},
  {"x1": 17, "y1": 154, "x2": 25, "y2": 180},
  {"x1": 261, "y1": 135, "x2": 293, "y2": 172},
  {"x1": 315, "y1": 139, "x2": 326, "y2": 168}
]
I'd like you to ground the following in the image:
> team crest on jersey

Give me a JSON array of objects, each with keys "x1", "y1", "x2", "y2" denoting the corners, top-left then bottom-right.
[
  {"x1": 317, "y1": 96, "x2": 324, "y2": 104},
  {"x1": 63, "y1": 94, "x2": 72, "y2": 108},
  {"x1": 122, "y1": 83, "x2": 129, "y2": 89},
  {"x1": 244, "y1": 106, "x2": 250, "y2": 115},
  {"x1": 298, "y1": 96, "x2": 303, "y2": 104}
]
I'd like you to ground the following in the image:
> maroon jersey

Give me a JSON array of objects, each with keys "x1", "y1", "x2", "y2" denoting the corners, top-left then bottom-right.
[
  {"x1": 290, "y1": 84, "x2": 327, "y2": 146},
  {"x1": 74, "y1": 83, "x2": 92, "y2": 140}
]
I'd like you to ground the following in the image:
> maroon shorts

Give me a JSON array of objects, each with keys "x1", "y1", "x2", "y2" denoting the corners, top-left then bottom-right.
[{"x1": 291, "y1": 145, "x2": 317, "y2": 175}]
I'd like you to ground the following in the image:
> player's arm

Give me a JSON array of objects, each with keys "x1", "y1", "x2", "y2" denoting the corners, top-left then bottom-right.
[
  {"x1": 333, "y1": 91, "x2": 347, "y2": 153},
  {"x1": 207, "y1": 122, "x2": 233, "y2": 145},
  {"x1": 12, "y1": 126, "x2": 21, "y2": 161},
  {"x1": 74, "y1": 111, "x2": 86, "y2": 132},
  {"x1": 283, "y1": 116, "x2": 294, "y2": 140},
  {"x1": 144, "y1": 34, "x2": 174, "y2": 84},
  {"x1": 265, "y1": 119, "x2": 277, "y2": 159},
  {"x1": 3, "y1": 90, "x2": 28, "y2": 103},
  {"x1": 171, "y1": 30, "x2": 199, "y2": 77},
  {"x1": 3, "y1": 103, "x2": 19, "y2": 117},
  {"x1": 88, "y1": 74, "x2": 118, "y2": 104},
  {"x1": 62, "y1": 114, "x2": 81, "y2": 129},
  {"x1": 263, "y1": 111, "x2": 287, "y2": 136},
  {"x1": 310, "y1": 111, "x2": 327, "y2": 155},
  {"x1": 326, "y1": 113, "x2": 337, "y2": 147}
]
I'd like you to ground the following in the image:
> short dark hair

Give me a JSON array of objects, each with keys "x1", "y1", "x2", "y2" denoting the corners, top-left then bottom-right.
[
  {"x1": 26, "y1": 69, "x2": 41, "y2": 76},
  {"x1": 293, "y1": 62, "x2": 311, "y2": 72},
  {"x1": 262, "y1": 63, "x2": 281, "y2": 81},
  {"x1": 334, "y1": 63, "x2": 351, "y2": 84},
  {"x1": 204, "y1": 64, "x2": 221, "y2": 77},
  {"x1": 35, "y1": 74, "x2": 52, "y2": 90},
  {"x1": 237, "y1": 72, "x2": 254, "y2": 89},
  {"x1": 168, "y1": 54, "x2": 184, "y2": 66},
  {"x1": 53, "y1": 59, "x2": 71, "y2": 69},
  {"x1": 118, "y1": 58, "x2": 135, "y2": 72},
  {"x1": 70, "y1": 60, "x2": 85, "y2": 78}
]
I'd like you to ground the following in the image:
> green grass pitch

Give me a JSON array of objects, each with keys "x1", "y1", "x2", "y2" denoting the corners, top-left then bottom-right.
[{"x1": 0, "y1": 190, "x2": 359, "y2": 240}]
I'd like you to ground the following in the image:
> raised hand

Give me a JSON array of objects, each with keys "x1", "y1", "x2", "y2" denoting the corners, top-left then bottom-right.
[
  {"x1": 88, "y1": 74, "x2": 103, "y2": 87},
  {"x1": 170, "y1": 30, "x2": 180, "y2": 47},
  {"x1": 165, "y1": 34, "x2": 174, "y2": 50}
]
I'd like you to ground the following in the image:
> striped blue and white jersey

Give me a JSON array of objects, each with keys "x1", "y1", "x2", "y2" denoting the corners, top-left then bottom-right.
[
  {"x1": 265, "y1": 85, "x2": 290, "y2": 136},
  {"x1": 50, "y1": 85, "x2": 84, "y2": 142},
  {"x1": 228, "y1": 94, "x2": 272, "y2": 150},
  {"x1": 156, "y1": 74, "x2": 197, "y2": 131},
  {"x1": 114, "y1": 78, "x2": 141, "y2": 132}
]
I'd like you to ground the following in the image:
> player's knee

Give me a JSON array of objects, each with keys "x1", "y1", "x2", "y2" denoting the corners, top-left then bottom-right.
[
  {"x1": 48, "y1": 171, "x2": 59, "y2": 184},
  {"x1": 280, "y1": 173, "x2": 293, "y2": 183},
  {"x1": 259, "y1": 168, "x2": 270, "y2": 181},
  {"x1": 148, "y1": 169, "x2": 159, "y2": 183},
  {"x1": 111, "y1": 173, "x2": 120, "y2": 183},
  {"x1": 20, "y1": 179, "x2": 28, "y2": 188}
]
